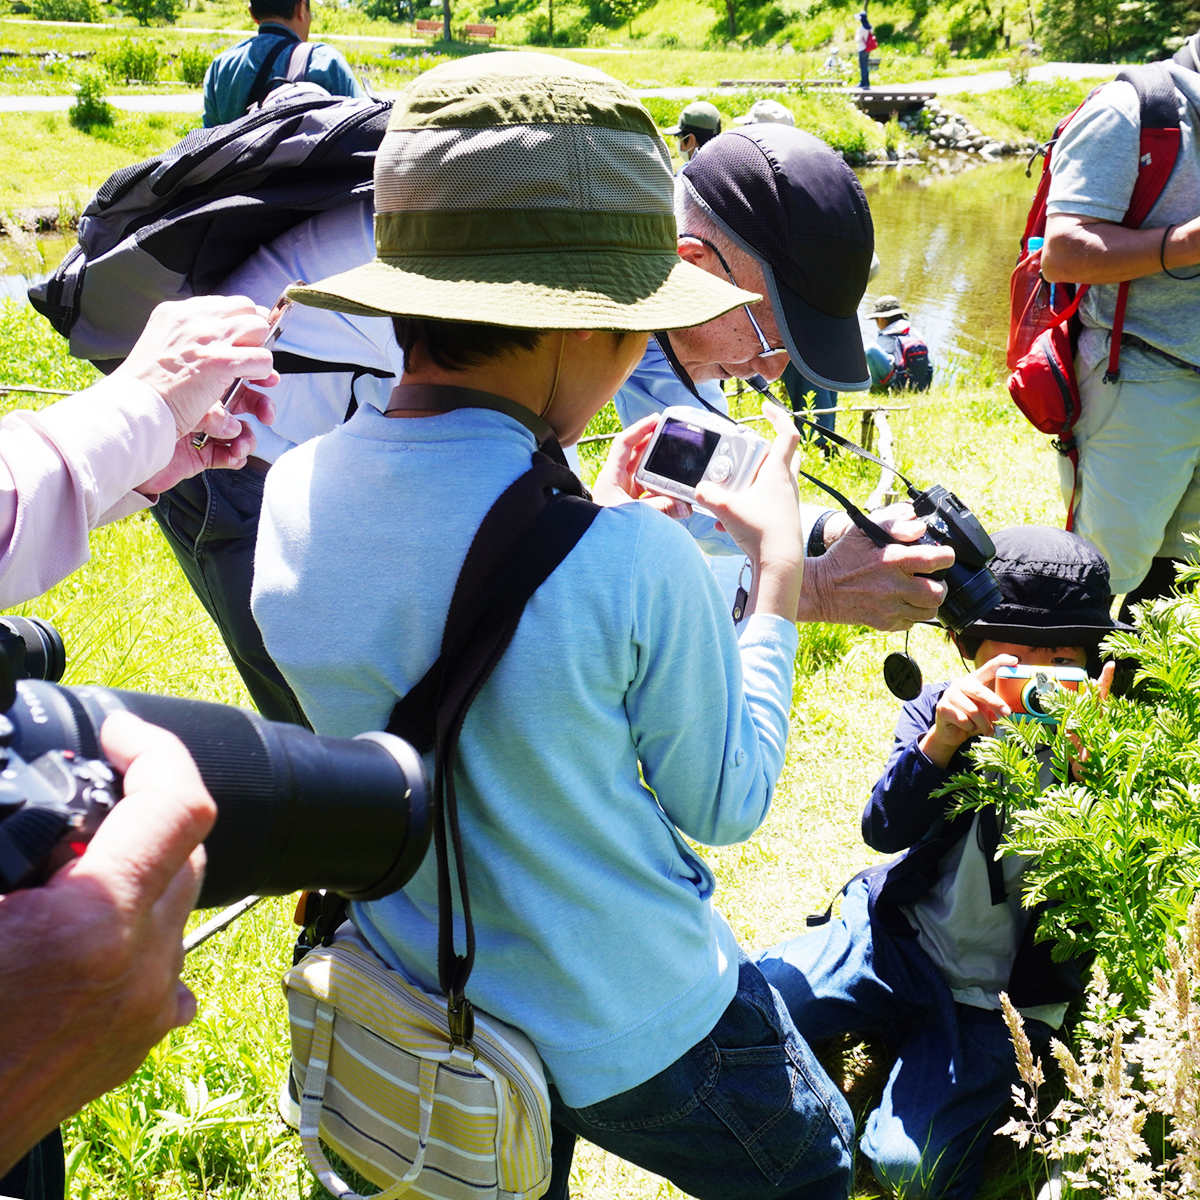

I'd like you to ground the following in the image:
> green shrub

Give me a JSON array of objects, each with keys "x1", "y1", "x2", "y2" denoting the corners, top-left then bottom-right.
[
  {"x1": 69, "y1": 67, "x2": 114, "y2": 128},
  {"x1": 943, "y1": 571, "x2": 1200, "y2": 1009},
  {"x1": 177, "y1": 44, "x2": 211, "y2": 86},
  {"x1": 30, "y1": 0, "x2": 100, "y2": 20},
  {"x1": 102, "y1": 37, "x2": 161, "y2": 82},
  {"x1": 116, "y1": 0, "x2": 181, "y2": 25}
]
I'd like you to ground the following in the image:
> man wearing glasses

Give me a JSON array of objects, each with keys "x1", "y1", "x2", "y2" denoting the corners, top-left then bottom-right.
[{"x1": 616, "y1": 125, "x2": 954, "y2": 630}]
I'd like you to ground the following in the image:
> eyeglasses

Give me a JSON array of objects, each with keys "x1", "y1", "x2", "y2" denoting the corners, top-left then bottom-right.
[{"x1": 682, "y1": 233, "x2": 788, "y2": 359}]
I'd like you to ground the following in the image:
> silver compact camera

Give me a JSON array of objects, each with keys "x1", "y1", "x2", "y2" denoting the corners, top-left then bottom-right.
[{"x1": 634, "y1": 406, "x2": 770, "y2": 512}]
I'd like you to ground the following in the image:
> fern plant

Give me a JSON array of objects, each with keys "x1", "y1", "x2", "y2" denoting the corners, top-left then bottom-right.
[{"x1": 939, "y1": 572, "x2": 1200, "y2": 1009}]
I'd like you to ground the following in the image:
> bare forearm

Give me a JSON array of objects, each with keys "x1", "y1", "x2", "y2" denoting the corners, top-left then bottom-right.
[{"x1": 1043, "y1": 213, "x2": 1200, "y2": 285}]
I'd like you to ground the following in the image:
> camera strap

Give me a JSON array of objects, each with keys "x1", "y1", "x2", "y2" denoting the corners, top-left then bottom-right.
[{"x1": 384, "y1": 439, "x2": 600, "y2": 1045}]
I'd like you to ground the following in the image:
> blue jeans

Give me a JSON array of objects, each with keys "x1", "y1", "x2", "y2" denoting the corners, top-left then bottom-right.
[
  {"x1": 546, "y1": 956, "x2": 854, "y2": 1200},
  {"x1": 858, "y1": 48, "x2": 870, "y2": 88},
  {"x1": 151, "y1": 467, "x2": 310, "y2": 727},
  {"x1": 758, "y1": 881, "x2": 1052, "y2": 1200}
]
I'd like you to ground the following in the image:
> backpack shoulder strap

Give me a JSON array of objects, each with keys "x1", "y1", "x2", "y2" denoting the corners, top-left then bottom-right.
[
  {"x1": 285, "y1": 40, "x2": 315, "y2": 83},
  {"x1": 1103, "y1": 61, "x2": 1182, "y2": 382},
  {"x1": 244, "y1": 32, "x2": 295, "y2": 113},
  {"x1": 1117, "y1": 61, "x2": 1181, "y2": 227}
]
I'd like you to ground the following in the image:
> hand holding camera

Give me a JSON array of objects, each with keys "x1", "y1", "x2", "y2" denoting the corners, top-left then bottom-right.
[
  {"x1": 113, "y1": 296, "x2": 281, "y2": 442},
  {"x1": 0, "y1": 710, "x2": 215, "y2": 1177},
  {"x1": 633, "y1": 405, "x2": 770, "y2": 515},
  {"x1": 920, "y1": 653, "x2": 1020, "y2": 769},
  {"x1": 693, "y1": 400, "x2": 804, "y2": 622}
]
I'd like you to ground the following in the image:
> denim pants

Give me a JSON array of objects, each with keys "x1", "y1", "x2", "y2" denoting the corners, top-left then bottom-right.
[
  {"x1": 757, "y1": 881, "x2": 1052, "y2": 1200},
  {"x1": 0, "y1": 1128, "x2": 64, "y2": 1200},
  {"x1": 545, "y1": 956, "x2": 854, "y2": 1200},
  {"x1": 152, "y1": 467, "x2": 309, "y2": 727}
]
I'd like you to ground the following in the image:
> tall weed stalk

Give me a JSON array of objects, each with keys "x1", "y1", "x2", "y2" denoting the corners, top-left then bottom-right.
[{"x1": 1001, "y1": 897, "x2": 1200, "y2": 1197}]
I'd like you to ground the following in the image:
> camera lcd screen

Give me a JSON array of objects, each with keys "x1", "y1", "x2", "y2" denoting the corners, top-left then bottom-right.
[{"x1": 644, "y1": 418, "x2": 721, "y2": 487}]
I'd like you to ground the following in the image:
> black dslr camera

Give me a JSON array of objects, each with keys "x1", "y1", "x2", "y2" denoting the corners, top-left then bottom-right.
[
  {"x1": 905, "y1": 483, "x2": 1001, "y2": 636},
  {"x1": 0, "y1": 618, "x2": 430, "y2": 909}
]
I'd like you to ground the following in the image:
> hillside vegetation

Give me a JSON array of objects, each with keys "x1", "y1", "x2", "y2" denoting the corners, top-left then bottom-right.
[{"x1": 6, "y1": 0, "x2": 1197, "y2": 63}]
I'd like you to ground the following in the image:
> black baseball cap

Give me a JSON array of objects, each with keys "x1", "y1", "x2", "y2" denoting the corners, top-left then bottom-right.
[{"x1": 680, "y1": 126, "x2": 874, "y2": 391}]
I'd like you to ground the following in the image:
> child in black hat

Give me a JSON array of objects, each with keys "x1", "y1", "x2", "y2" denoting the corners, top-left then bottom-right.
[{"x1": 759, "y1": 526, "x2": 1129, "y2": 1200}]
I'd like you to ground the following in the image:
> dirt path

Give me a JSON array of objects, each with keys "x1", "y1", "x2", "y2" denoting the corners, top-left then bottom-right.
[{"x1": 0, "y1": 58, "x2": 1120, "y2": 111}]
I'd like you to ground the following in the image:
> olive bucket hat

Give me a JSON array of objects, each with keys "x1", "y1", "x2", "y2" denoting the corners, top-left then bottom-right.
[{"x1": 288, "y1": 54, "x2": 756, "y2": 331}]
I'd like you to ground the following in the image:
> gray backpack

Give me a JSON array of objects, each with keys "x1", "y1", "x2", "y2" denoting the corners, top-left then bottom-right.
[{"x1": 29, "y1": 95, "x2": 390, "y2": 374}]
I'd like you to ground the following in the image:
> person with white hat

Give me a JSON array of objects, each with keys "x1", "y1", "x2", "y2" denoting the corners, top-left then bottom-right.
[
  {"x1": 733, "y1": 98, "x2": 795, "y2": 126},
  {"x1": 253, "y1": 52, "x2": 855, "y2": 1200}
]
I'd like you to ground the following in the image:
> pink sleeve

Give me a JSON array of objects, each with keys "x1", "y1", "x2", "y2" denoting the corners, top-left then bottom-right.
[{"x1": 0, "y1": 378, "x2": 175, "y2": 606}]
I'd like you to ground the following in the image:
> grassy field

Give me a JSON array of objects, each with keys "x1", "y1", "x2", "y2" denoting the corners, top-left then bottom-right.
[{"x1": 0, "y1": 286, "x2": 1068, "y2": 1198}]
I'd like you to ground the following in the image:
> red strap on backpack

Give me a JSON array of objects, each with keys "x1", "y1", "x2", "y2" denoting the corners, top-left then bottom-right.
[{"x1": 1007, "y1": 62, "x2": 1182, "y2": 531}]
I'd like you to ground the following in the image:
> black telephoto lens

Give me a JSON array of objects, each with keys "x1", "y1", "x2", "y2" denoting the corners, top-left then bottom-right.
[
  {"x1": 7, "y1": 680, "x2": 431, "y2": 908},
  {"x1": 0, "y1": 617, "x2": 66, "y2": 682}
]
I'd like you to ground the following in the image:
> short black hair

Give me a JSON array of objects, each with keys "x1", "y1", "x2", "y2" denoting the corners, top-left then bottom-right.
[
  {"x1": 682, "y1": 125, "x2": 720, "y2": 147},
  {"x1": 949, "y1": 629, "x2": 1105, "y2": 679},
  {"x1": 392, "y1": 317, "x2": 544, "y2": 373},
  {"x1": 250, "y1": 0, "x2": 305, "y2": 20}
]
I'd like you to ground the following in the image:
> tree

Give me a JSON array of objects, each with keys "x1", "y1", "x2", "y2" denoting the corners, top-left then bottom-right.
[
  {"x1": 1038, "y1": 0, "x2": 1200, "y2": 61},
  {"x1": 116, "y1": 0, "x2": 181, "y2": 23},
  {"x1": 609, "y1": 0, "x2": 651, "y2": 37}
]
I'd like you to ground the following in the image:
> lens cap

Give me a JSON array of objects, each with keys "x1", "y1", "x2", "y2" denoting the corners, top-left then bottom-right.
[{"x1": 884, "y1": 651, "x2": 923, "y2": 701}]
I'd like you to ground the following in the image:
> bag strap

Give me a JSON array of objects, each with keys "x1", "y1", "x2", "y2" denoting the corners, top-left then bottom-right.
[
  {"x1": 298, "y1": 999, "x2": 431, "y2": 1199},
  {"x1": 382, "y1": 385, "x2": 600, "y2": 1046},
  {"x1": 286, "y1": 40, "x2": 315, "y2": 82},
  {"x1": 1102, "y1": 62, "x2": 1182, "y2": 383},
  {"x1": 244, "y1": 31, "x2": 296, "y2": 113}
]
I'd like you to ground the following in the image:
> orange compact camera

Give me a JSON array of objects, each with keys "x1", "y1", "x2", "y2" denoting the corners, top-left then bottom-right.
[{"x1": 994, "y1": 664, "x2": 1087, "y2": 723}]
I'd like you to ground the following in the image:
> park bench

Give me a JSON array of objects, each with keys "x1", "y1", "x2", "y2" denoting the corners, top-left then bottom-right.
[
  {"x1": 464, "y1": 22, "x2": 497, "y2": 41},
  {"x1": 414, "y1": 18, "x2": 442, "y2": 36}
]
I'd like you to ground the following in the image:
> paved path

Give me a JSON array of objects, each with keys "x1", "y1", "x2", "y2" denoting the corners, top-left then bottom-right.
[{"x1": 0, "y1": 57, "x2": 1120, "y2": 112}]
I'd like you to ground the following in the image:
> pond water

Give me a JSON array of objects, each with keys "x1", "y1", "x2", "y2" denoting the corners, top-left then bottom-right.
[
  {"x1": 855, "y1": 156, "x2": 1039, "y2": 371},
  {"x1": 0, "y1": 230, "x2": 73, "y2": 307},
  {"x1": 0, "y1": 161, "x2": 1038, "y2": 372}
]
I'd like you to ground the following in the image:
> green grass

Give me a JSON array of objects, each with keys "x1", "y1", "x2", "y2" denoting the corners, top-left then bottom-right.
[
  {"x1": 0, "y1": 109, "x2": 198, "y2": 213},
  {"x1": 0, "y1": 282, "x2": 1069, "y2": 1198},
  {"x1": 948, "y1": 75, "x2": 1118, "y2": 144}
]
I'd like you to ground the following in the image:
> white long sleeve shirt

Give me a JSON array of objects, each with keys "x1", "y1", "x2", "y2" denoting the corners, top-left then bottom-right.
[{"x1": 0, "y1": 376, "x2": 173, "y2": 606}]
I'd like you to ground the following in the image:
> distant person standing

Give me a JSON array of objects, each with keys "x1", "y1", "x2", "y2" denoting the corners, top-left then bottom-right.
[
  {"x1": 854, "y1": 12, "x2": 874, "y2": 89},
  {"x1": 866, "y1": 295, "x2": 933, "y2": 391},
  {"x1": 664, "y1": 100, "x2": 721, "y2": 161},
  {"x1": 202, "y1": 0, "x2": 364, "y2": 127}
]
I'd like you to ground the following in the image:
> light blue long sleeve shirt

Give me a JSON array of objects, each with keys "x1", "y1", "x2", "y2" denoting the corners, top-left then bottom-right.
[
  {"x1": 252, "y1": 403, "x2": 798, "y2": 1107},
  {"x1": 202, "y1": 24, "x2": 364, "y2": 127}
]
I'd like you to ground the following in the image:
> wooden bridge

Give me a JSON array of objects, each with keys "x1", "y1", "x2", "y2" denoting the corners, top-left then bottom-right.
[{"x1": 717, "y1": 80, "x2": 936, "y2": 118}]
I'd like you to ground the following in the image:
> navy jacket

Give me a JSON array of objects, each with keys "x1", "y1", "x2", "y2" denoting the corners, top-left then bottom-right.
[{"x1": 862, "y1": 682, "x2": 1088, "y2": 1010}]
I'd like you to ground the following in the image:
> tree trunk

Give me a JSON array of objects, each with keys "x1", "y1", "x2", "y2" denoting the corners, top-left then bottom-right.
[
  {"x1": 442, "y1": 0, "x2": 451, "y2": 40},
  {"x1": 725, "y1": 0, "x2": 735, "y2": 38},
  {"x1": 549, "y1": 0, "x2": 554, "y2": 44}
]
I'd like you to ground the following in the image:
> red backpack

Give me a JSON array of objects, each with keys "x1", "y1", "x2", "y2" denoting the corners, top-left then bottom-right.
[{"x1": 1007, "y1": 63, "x2": 1181, "y2": 528}]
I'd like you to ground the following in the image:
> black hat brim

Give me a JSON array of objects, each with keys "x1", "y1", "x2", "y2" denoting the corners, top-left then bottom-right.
[
  {"x1": 965, "y1": 619, "x2": 1136, "y2": 646},
  {"x1": 761, "y1": 264, "x2": 871, "y2": 391}
]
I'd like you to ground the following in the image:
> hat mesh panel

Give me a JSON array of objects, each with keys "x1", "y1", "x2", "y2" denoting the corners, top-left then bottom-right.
[
  {"x1": 375, "y1": 126, "x2": 673, "y2": 215},
  {"x1": 686, "y1": 134, "x2": 788, "y2": 267}
]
